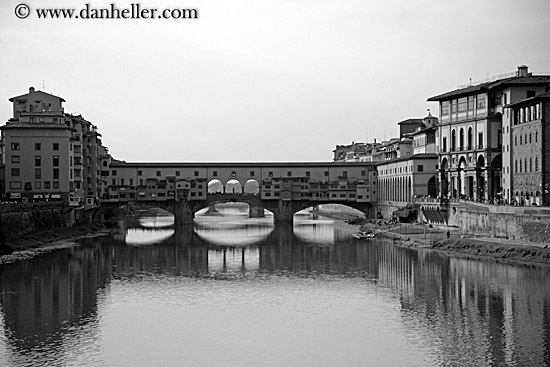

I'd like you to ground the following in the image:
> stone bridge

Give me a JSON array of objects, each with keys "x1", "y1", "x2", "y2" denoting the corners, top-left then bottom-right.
[
  {"x1": 95, "y1": 193, "x2": 373, "y2": 225},
  {"x1": 98, "y1": 161, "x2": 379, "y2": 224}
]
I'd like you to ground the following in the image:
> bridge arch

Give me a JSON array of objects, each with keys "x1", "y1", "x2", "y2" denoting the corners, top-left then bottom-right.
[
  {"x1": 225, "y1": 179, "x2": 242, "y2": 194},
  {"x1": 243, "y1": 179, "x2": 260, "y2": 194},
  {"x1": 208, "y1": 179, "x2": 224, "y2": 194}
]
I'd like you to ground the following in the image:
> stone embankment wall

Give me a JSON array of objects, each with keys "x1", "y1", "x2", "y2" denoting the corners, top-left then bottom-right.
[
  {"x1": 0, "y1": 204, "x2": 76, "y2": 242},
  {"x1": 422, "y1": 201, "x2": 550, "y2": 243}
]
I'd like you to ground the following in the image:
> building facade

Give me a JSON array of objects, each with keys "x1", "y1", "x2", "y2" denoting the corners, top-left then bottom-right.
[
  {"x1": 0, "y1": 87, "x2": 107, "y2": 205},
  {"x1": 428, "y1": 65, "x2": 550, "y2": 202},
  {"x1": 506, "y1": 92, "x2": 550, "y2": 205}
]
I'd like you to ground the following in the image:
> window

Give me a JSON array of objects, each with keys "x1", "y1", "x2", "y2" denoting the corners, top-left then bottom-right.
[
  {"x1": 451, "y1": 99, "x2": 457, "y2": 113},
  {"x1": 536, "y1": 158, "x2": 539, "y2": 171},
  {"x1": 213, "y1": 171, "x2": 218, "y2": 177},
  {"x1": 11, "y1": 143, "x2": 20, "y2": 151},
  {"x1": 442, "y1": 137, "x2": 447, "y2": 152},
  {"x1": 156, "y1": 171, "x2": 161, "y2": 177},
  {"x1": 477, "y1": 94, "x2": 486, "y2": 109},
  {"x1": 35, "y1": 181, "x2": 41, "y2": 189},
  {"x1": 11, "y1": 168, "x2": 20, "y2": 177},
  {"x1": 324, "y1": 171, "x2": 329, "y2": 177},
  {"x1": 451, "y1": 130, "x2": 456, "y2": 151},
  {"x1": 35, "y1": 143, "x2": 41, "y2": 150},
  {"x1": 231, "y1": 171, "x2": 236, "y2": 177},
  {"x1": 458, "y1": 97, "x2": 467, "y2": 112},
  {"x1": 53, "y1": 168, "x2": 59, "y2": 179},
  {"x1": 10, "y1": 181, "x2": 22, "y2": 189},
  {"x1": 478, "y1": 132, "x2": 483, "y2": 149},
  {"x1": 519, "y1": 160, "x2": 522, "y2": 173},
  {"x1": 194, "y1": 171, "x2": 199, "y2": 177},
  {"x1": 287, "y1": 171, "x2": 292, "y2": 177},
  {"x1": 53, "y1": 142, "x2": 59, "y2": 150},
  {"x1": 53, "y1": 155, "x2": 59, "y2": 166},
  {"x1": 342, "y1": 170, "x2": 348, "y2": 177},
  {"x1": 268, "y1": 171, "x2": 273, "y2": 177},
  {"x1": 250, "y1": 171, "x2": 255, "y2": 177},
  {"x1": 176, "y1": 171, "x2": 180, "y2": 176},
  {"x1": 441, "y1": 101, "x2": 450, "y2": 115},
  {"x1": 418, "y1": 165, "x2": 424, "y2": 172},
  {"x1": 11, "y1": 156, "x2": 20, "y2": 163},
  {"x1": 44, "y1": 181, "x2": 50, "y2": 189},
  {"x1": 467, "y1": 96, "x2": 475, "y2": 110},
  {"x1": 53, "y1": 182, "x2": 59, "y2": 189}
]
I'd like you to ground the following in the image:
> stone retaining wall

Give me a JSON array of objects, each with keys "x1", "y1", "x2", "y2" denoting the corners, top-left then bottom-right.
[{"x1": 421, "y1": 201, "x2": 550, "y2": 243}]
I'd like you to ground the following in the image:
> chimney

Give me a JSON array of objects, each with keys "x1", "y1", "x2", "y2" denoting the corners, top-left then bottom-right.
[
  {"x1": 517, "y1": 65, "x2": 529, "y2": 77},
  {"x1": 29, "y1": 86, "x2": 35, "y2": 93}
]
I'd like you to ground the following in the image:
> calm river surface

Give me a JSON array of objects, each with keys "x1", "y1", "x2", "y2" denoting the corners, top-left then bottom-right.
[{"x1": 1, "y1": 205, "x2": 550, "y2": 366}]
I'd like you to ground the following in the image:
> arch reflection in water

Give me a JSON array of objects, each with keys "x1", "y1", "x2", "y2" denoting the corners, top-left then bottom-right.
[
  {"x1": 208, "y1": 247, "x2": 260, "y2": 273},
  {"x1": 292, "y1": 210, "x2": 357, "y2": 245},
  {"x1": 125, "y1": 228, "x2": 175, "y2": 245},
  {"x1": 194, "y1": 203, "x2": 274, "y2": 247},
  {"x1": 137, "y1": 215, "x2": 174, "y2": 228}
]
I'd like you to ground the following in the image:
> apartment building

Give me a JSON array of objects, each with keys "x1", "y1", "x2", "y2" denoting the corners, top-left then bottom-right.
[
  {"x1": 428, "y1": 65, "x2": 550, "y2": 202},
  {"x1": 506, "y1": 92, "x2": 550, "y2": 205},
  {"x1": 0, "y1": 87, "x2": 106, "y2": 205}
]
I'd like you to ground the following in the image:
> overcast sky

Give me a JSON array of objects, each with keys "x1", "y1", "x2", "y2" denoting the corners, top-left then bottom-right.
[{"x1": 1, "y1": 0, "x2": 549, "y2": 162}]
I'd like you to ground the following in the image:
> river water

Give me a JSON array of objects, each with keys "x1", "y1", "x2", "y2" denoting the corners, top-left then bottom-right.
[{"x1": 0, "y1": 205, "x2": 549, "y2": 367}]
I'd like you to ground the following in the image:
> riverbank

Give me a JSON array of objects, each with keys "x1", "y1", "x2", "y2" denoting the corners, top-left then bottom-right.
[
  {"x1": 0, "y1": 223, "x2": 111, "y2": 263},
  {"x1": 357, "y1": 221, "x2": 550, "y2": 266}
]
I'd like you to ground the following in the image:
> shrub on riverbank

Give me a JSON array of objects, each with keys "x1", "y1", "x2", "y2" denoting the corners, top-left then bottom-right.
[{"x1": 431, "y1": 238, "x2": 550, "y2": 265}]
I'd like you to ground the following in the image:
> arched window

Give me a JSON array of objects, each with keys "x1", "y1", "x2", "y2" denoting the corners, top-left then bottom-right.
[
  {"x1": 451, "y1": 129, "x2": 456, "y2": 151},
  {"x1": 515, "y1": 160, "x2": 518, "y2": 173},
  {"x1": 520, "y1": 135, "x2": 522, "y2": 145},
  {"x1": 459, "y1": 128, "x2": 464, "y2": 151},
  {"x1": 530, "y1": 158, "x2": 533, "y2": 172},
  {"x1": 530, "y1": 133, "x2": 532, "y2": 144},
  {"x1": 536, "y1": 158, "x2": 539, "y2": 171},
  {"x1": 519, "y1": 160, "x2": 522, "y2": 173},
  {"x1": 467, "y1": 127, "x2": 473, "y2": 150}
]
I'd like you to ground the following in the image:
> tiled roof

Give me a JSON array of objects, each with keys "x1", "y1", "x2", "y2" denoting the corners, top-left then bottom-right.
[
  {"x1": 428, "y1": 75, "x2": 550, "y2": 101},
  {"x1": 109, "y1": 161, "x2": 379, "y2": 168},
  {"x1": 427, "y1": 83, "x2": 489, "y2": 101},
  {"x1": 8, "y1": 89, "x2": 66, "y2": 102},
  {"x1": 505, "y1": 91, "x2": 550, "y2": 108}
]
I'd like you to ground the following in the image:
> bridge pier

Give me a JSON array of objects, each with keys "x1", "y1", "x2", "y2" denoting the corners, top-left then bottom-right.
[
  {"x1": 249, "y1": 205, "x2": 265, "y2": 218},
  {"x1": 173, "y1": 200, "x2": 197, "y2": 225}
]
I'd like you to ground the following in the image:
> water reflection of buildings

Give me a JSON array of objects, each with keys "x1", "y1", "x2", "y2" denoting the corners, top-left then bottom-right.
[
  {"x1": 1, "y1": 219, "x2": 549, "y2": 365},
  {"x1": 376, "y1": 246, "x2": 550, "y2": 366},
  {"x1": 0, "y1": 243, "x2": 112, "y2": 364}
]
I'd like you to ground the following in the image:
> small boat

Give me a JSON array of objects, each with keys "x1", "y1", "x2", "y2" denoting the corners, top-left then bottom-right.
[{"x1": 352, "y1": 231, "x2": 376, "y2": 239}]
